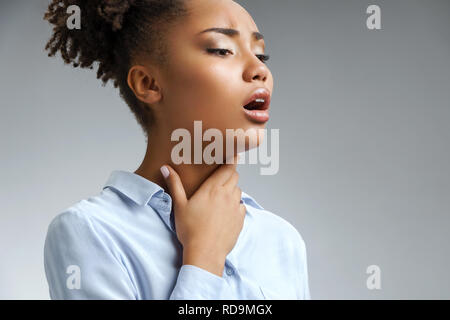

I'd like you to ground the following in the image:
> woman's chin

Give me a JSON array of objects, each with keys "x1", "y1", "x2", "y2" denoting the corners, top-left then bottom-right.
[{"x1": 236, "y1": 129, "x2": 265, "y2": 153}]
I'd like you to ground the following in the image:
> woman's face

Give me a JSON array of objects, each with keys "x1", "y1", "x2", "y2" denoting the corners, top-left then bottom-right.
[{"x1": 154, "y1": 0, "x2": 274, "y2": 157}]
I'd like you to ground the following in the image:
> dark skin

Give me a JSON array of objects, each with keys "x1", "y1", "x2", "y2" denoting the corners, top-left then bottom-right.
[{"x1": 127, "y1": 0, "x2": 274, "y2": 276}]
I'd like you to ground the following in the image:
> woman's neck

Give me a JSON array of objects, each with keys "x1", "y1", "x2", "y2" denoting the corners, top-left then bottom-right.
[{"x1": 133, "y1": 134, "x2": 221, "y2": 200}]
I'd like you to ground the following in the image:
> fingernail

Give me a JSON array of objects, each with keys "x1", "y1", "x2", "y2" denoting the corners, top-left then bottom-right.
[{"x1": 160, "y1": 165, "x2": 170, "y2": 179}]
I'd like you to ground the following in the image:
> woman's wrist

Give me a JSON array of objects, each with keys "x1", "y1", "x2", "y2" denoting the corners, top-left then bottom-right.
[{"x1": 182, "y1": 247, "x2": 226, "y2": 277}]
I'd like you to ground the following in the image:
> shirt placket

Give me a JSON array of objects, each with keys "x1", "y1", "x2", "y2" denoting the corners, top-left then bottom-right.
[{"x1": 149, "y1": 191, "x2": 175, "y2": 233}]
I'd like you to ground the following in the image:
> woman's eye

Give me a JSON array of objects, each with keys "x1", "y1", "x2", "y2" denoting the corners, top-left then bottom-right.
[
  {"x1": 256, "y1": 54, "x2": 270, "y2": 64},
  {"x1": 207, "y1": 48, "x2": 270, "y2": 63},
  {"x1": 206, "y1": 48, "x2": 233, "y2": 56}
]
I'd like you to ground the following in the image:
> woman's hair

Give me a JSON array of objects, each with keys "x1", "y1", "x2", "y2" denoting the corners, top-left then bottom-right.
[{"x1": 43, "y1": 0, "x2": 188, "y2": 139}]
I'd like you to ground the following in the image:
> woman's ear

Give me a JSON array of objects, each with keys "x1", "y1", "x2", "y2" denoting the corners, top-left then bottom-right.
[{"x1": 127, "y1": 65, "x2": 162, "y2": 106}]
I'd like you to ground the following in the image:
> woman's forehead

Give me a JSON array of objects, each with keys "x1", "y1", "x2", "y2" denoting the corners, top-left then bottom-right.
[{"x1": 184, "y1": 0, "x2": 259, "y2": 34}]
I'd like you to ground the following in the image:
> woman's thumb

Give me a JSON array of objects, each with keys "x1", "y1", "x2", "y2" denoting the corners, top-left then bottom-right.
[{"x1": 160, "y1": 164, "x2": 187, "y2": 208}]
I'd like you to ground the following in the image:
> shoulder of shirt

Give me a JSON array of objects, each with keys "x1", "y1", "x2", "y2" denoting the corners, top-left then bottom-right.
[
  {"x1": 45, "y1": 197, "x2": 113, "y2": 244},
  {"x1": 241, "y1": 190, "x2": 307, "y2": 247},
  {"x1": 47, "y1": 188, "x2": 128, "y2": 230},
  {"x1": 45, "y1": 201, "x2": 126, "y2": 259},
  {"x1": 44, "y1": 203, "x2": 130, "y2": 274},
  {"x1": 47, "y1": 203, "x2": 95, "y2": 235}
]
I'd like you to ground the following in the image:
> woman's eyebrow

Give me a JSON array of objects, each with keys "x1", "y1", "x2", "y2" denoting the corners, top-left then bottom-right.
[{"x1": 197, "y1": 27, "x2": 264, "y2": 41}]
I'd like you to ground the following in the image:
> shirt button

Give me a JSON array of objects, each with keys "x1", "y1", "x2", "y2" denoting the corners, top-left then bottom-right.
[{"x1": 226, "y1": 267, "x2": 234, "y2": 276}]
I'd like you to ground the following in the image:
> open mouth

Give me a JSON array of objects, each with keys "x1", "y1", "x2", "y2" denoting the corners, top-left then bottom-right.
[
  {"x1": 243, "y1": 98, "x2": 268, "y2": 111},
  {"x1": 241, "y1": 88, "x2": 271, "y2": 123},
  {"x1": 242, "y1": 98, "x2": 270, "y2": 123}
]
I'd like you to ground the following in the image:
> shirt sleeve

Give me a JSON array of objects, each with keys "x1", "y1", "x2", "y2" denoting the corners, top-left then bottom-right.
[
  {"x1": 294, "y1": 233, "x2": 311, "y2": 300},
  {"x1": 300, "y1": 239, "x2": 311, "y2": 300},
  {"x1": 44, "y1": 210, "x2": 137, "y2": 299},
  {"x1": 169, "y1": 264, "x2": 233, "y2": 300}
]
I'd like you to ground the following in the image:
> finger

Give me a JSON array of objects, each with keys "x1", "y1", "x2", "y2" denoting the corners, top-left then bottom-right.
[
  {"x1": 203, "y1": 154, "x2": 239, "y2": 189},
  {"x1": 224, "y1": 170, "x2": 239, "y2": 189},
  {"x1": 239, "y1": 203, "x2": 247, "y2": 216},
  {"x1": 160, "y1": 165, "x2": 187, "y2": 209},
  {"x1": 233, "y1": 186, "x2": 242, "y2": 203}
]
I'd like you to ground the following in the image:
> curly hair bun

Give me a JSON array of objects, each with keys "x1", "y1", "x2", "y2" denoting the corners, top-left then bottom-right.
[{"x1": 97, "y1": 0, "x2": 137, "y2": 32}]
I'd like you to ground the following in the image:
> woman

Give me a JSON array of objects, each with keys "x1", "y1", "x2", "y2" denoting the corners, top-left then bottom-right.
[{"x1": 43, "y1": 0, "x2": 310, "y2": 299}]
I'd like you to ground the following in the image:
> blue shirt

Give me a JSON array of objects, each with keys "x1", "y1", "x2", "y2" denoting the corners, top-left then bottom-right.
[{"x1": 44, "y1": 170, "x2": 311, "y2": 299}]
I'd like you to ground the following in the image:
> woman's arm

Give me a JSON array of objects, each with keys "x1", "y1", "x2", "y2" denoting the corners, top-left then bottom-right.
[
  {"x1": 44, "y1": 209, "x2": 234, "y2": 299},
  {"x1": 44, "y1": 210, "x2": 137, "y2": 299}
]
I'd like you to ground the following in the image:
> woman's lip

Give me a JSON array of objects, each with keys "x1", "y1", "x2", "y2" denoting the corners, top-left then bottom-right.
[
  {"x1": 243, "y1": 108, "x2": 270, "y2": 123},
  {"x1": 242, "y1": 88, "x2": 271, "y2": 111}
]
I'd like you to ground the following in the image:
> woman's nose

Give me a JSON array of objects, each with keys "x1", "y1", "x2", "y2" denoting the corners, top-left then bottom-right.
[
  {"x1": 243, "y1": 55, "x2": 269, "y2": 83},
  {"x1": 244, "y1": 62, "x2": 269, "y2": 82}
]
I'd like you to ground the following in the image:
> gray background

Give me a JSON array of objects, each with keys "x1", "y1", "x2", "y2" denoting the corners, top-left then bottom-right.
[{"x1": 0, "y1": 0, "x2": 449, "y2": 299}]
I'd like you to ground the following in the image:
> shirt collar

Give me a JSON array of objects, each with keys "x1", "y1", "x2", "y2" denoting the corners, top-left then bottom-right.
[
  {"x1": 102, "y1": 170, "x2": 264, "y2": 233},
  {"x1": 103, "y1": 170, "x2": 165, "y2": 207}
]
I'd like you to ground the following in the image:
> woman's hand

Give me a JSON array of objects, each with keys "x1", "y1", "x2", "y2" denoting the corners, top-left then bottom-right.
[{"x1": 160, "y1": 154, "x2": 246, "y2": 277}]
